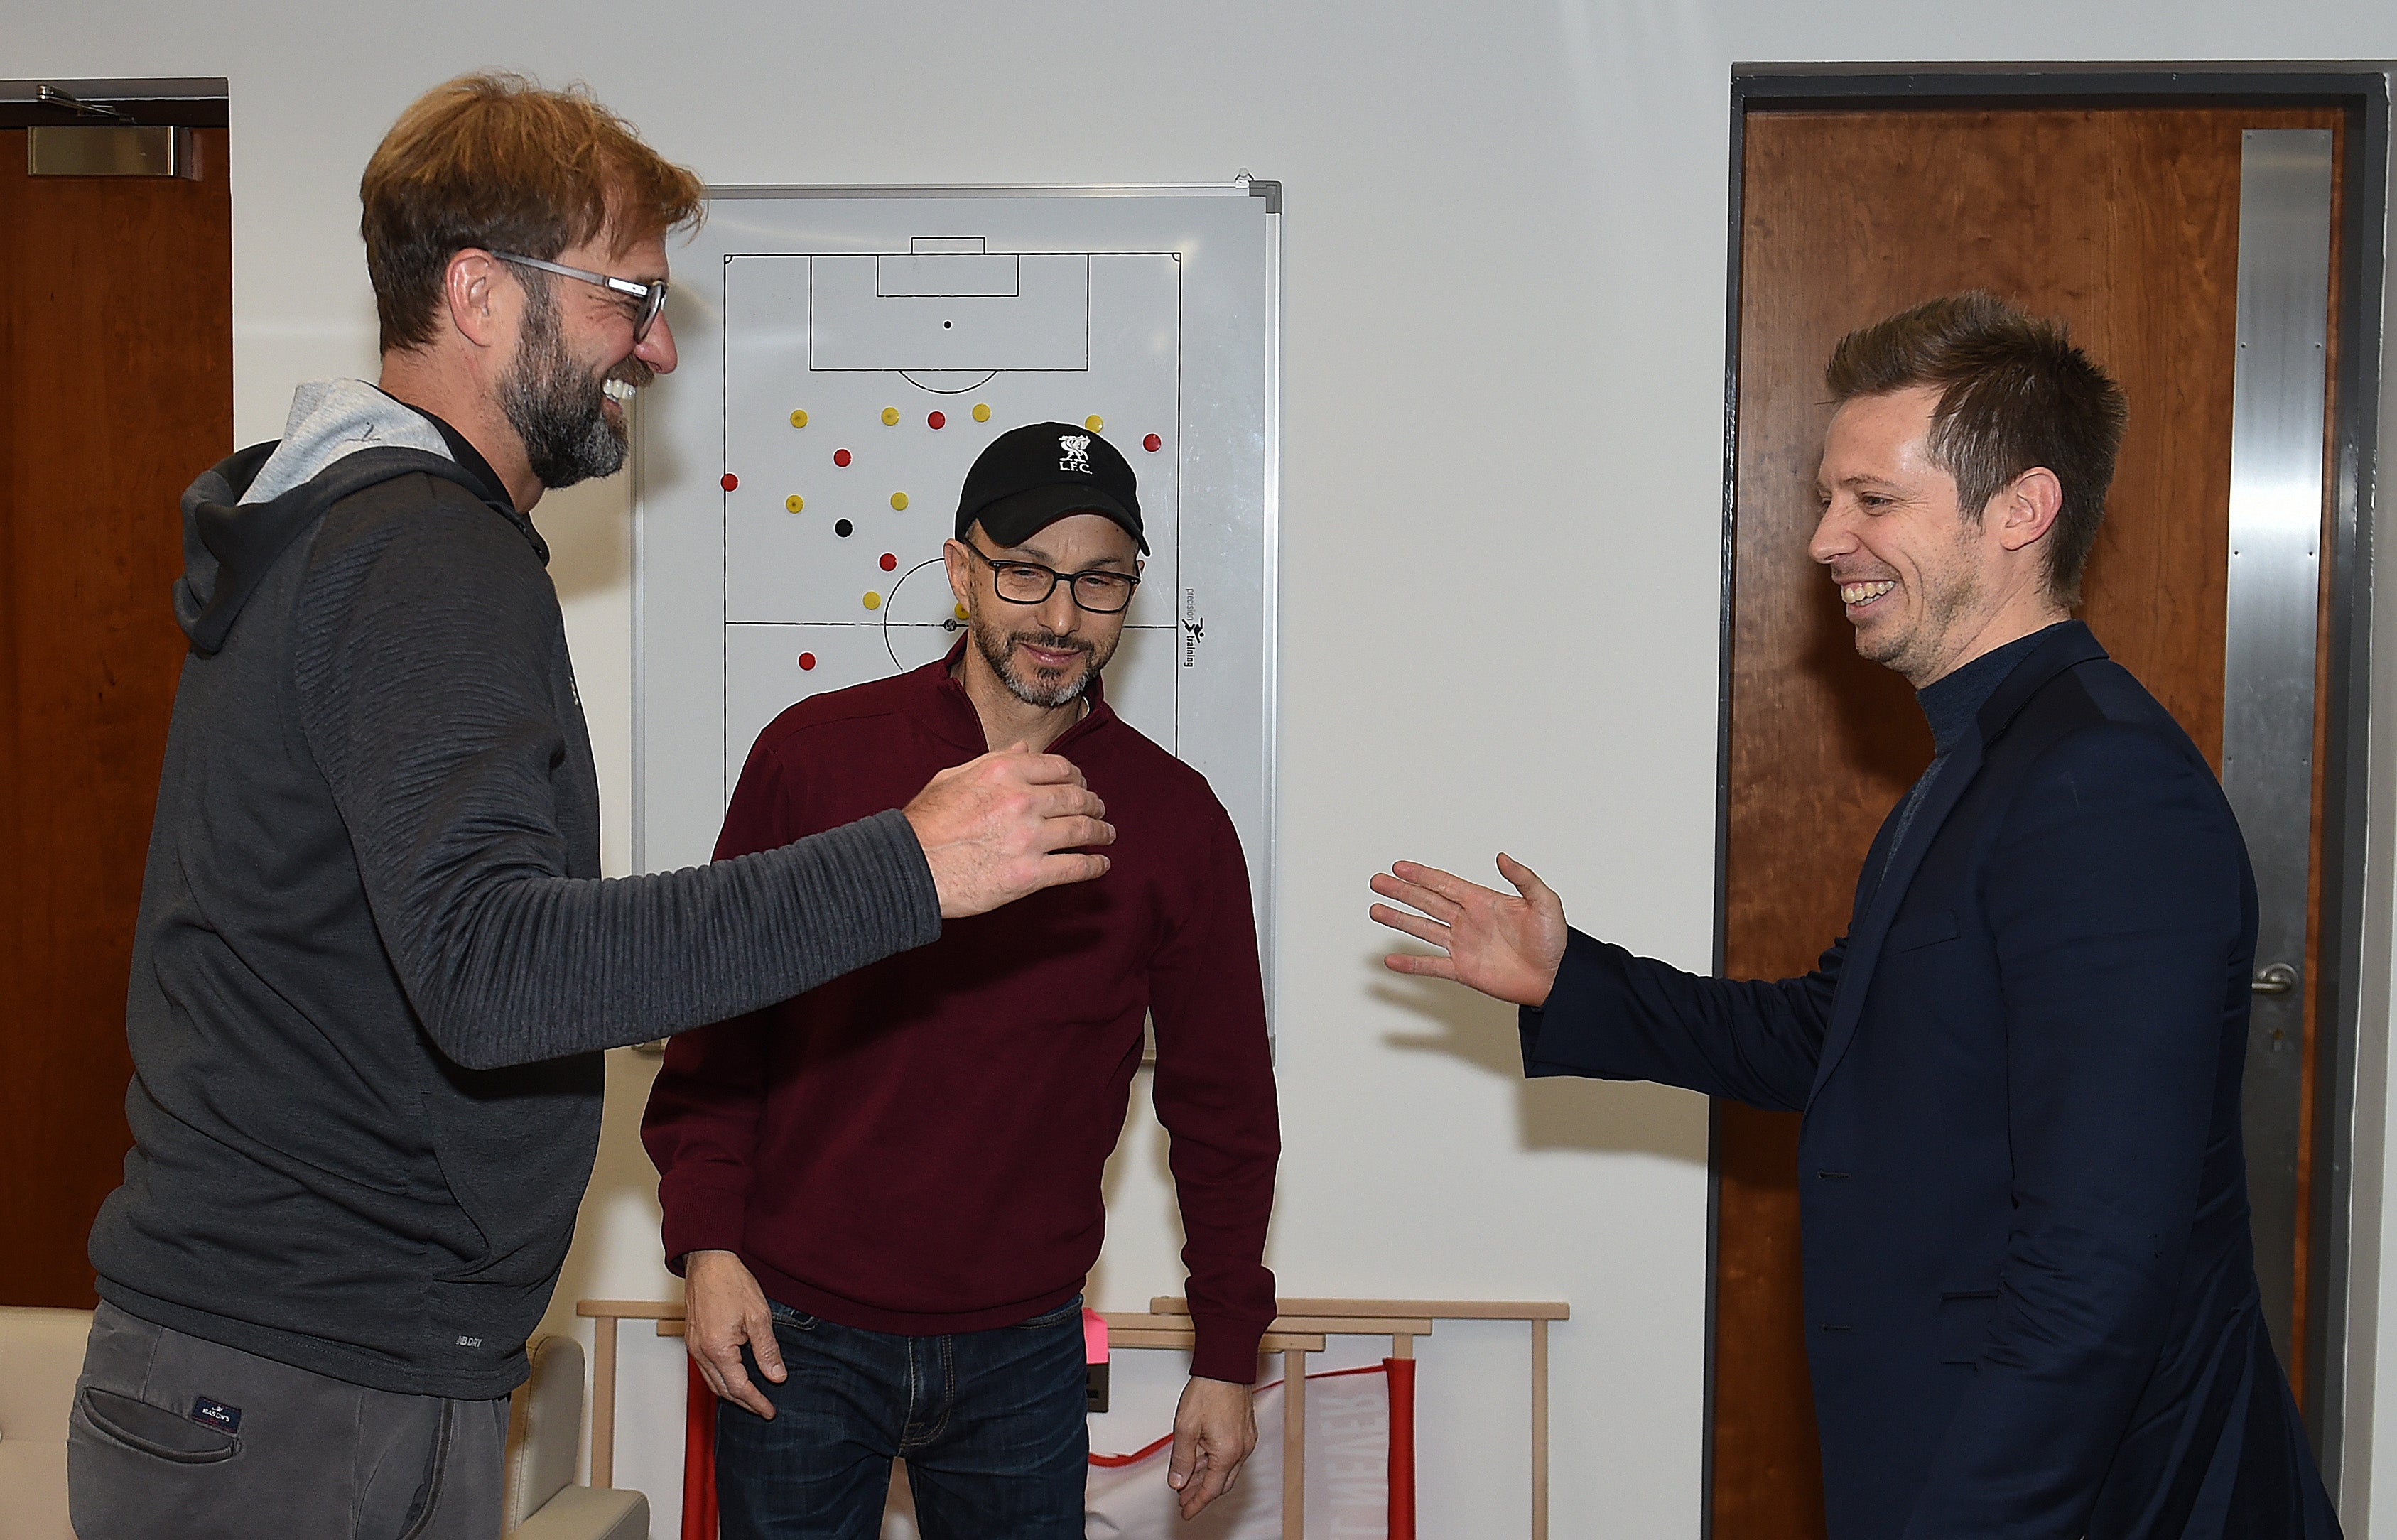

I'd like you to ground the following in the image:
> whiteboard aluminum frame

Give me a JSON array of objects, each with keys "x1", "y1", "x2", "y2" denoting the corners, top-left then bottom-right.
[{"x1": 631, "y1": 180, "x2": 1282, "y2": 1017}]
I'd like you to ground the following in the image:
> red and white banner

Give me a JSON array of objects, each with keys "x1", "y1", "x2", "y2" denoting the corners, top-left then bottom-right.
[{"x1": 1085, "y1": 1362, "x2": 1414, "y2": 1539}]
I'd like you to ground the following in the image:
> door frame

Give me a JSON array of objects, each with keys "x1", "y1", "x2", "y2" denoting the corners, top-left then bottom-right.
[
  {"x1": 1712, "y1": 62, "x2": 2394, "y2": 1519},
  {"x1": 0, "y1": 78, "x2": 228, "y2": 127}
]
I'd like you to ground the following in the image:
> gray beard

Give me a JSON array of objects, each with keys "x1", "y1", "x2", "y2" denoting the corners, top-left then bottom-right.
[
  {"x1": 497, "y1": 281, "x2": 627, "y2": 492},
  {"x1": 973, "y1": 619, "x2": 1115, "y2": 708}
]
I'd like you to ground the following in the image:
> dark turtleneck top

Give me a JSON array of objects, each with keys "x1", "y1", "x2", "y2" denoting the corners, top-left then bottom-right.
[{"x1": 1877, "y1": 622, "x2": 2072, "y2": 891}]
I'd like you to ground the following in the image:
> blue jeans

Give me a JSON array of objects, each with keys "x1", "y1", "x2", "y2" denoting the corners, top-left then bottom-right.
[{"x1": 715, "y1": 1294, "x2": 1088, "y2": 1540}]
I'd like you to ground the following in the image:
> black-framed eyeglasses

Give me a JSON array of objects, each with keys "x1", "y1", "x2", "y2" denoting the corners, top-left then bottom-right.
[
  {"x1": 961, "y1": 540, "x2": 1141, "y2": 614},
  {"x1": 490, "y1": 251, "x2": 669, "y2": 341}
]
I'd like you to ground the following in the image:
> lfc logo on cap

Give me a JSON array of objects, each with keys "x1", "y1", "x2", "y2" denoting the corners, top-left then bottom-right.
[{"x1": 1059, "y1": 434, "x2": 1093, "y2": 474}]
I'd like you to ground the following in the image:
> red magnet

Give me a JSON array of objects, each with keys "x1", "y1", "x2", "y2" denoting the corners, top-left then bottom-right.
[
  {"x1": 833, "y1": 448, "x2": 853, "y2": 467},
  {"x1": 1143, "y1": 433, "x2": 1162, "y2": 452},
  {"x1": 880, "y1": 553, "x2": 898, "y2": 572},
  {"x1": 928, "y1": 411, "x2": 946, "y2": 429},
  {"x1": 720, "y1": 472, "x2": 739, "y2": 491},
  {"x1": 798, "y1": 652, "x2": 817, "y2": 671}
]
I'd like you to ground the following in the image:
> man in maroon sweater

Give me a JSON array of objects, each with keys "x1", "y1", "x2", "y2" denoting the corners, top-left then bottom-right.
[{"x1": 644, "y1": 423, "x2": 1279, "y2": 1538}]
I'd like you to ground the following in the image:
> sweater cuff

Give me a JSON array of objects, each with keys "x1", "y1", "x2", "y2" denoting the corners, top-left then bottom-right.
[
  {"x1": 1190, "y1": 1313, "x2": 1272, "y2": 1384},
  {"x1": 1519, "y1": 927, "x2": 1621, "y2": 1080},
  {"x1": 659, "y1": 1182, "x2": 750, "y2": 1276},
  {"x1": 809, "y1": 808, "x2": 942, "y2": 955}
]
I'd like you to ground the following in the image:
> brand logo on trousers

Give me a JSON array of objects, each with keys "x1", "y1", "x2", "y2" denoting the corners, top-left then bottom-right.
[
  {"x1": 190, "y1": 1397, "x2": 242, "y2": 1433},
  {"x1": 1059, "y1": 435, "x2": 1092, "y2": 474}
]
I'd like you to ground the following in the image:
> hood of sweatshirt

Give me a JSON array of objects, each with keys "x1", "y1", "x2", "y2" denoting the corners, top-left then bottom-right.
[{"x1": 175, "y1": 380, "x2": 534, "y2": 656}]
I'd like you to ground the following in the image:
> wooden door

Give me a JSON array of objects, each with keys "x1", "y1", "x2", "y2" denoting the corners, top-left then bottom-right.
[
  {"x1": 1720, "y1": 106, "x2": 2344, "y2": 1535},
  {"x1": 0, "y1": 126, "x2": 231, "y2": 1306}
]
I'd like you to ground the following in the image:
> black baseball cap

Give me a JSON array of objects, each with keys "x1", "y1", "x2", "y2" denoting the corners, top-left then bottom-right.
[{"x1": 955, "y1": 422, "x2": 1147, "y2": 554}]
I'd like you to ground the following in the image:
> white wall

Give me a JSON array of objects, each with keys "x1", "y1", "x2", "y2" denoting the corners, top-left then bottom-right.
[{"x1": 16, "y1": 2, "x2": 2397, "y2": 1534}]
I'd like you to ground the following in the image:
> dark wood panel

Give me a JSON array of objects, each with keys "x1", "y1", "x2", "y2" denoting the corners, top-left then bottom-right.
[
  {"x1": 1722, "y1": 106, "x2": 2339, "y2": 1536},
  {"x1": 0, "y1": 128, "x2": 231, "y2": 1306}
]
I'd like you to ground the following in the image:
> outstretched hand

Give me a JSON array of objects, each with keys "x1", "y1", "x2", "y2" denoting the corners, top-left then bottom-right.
[{"x1": 1369, "y1": 853, "x2": 1569, "y2": 1008}]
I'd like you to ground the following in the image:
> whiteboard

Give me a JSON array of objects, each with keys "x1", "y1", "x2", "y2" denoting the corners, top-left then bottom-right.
[{"x1": 632, "y1": 185, "x2": 1281, "y2": 984}]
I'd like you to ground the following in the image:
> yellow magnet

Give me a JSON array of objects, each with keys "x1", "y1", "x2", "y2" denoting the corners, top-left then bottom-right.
[
  {"x1": 789, "y1": 408, "x2": 808, "y2": 429},
  {"x1": 881, "y1": 406, "x2": 900, "y2": 426},
  {"x1": 862, "y1": 591, "x2": 882, "y2": 611},
  {"x1": 954, "y1": 603, "x2": 970, "y2": 622},
  {"x1": 890, "y1": 492, "x2": 909, "y2": 511},
  {"x1": 972, "y1": 403, "x2": 991, "y2": 423},
  {"x1": 1084, "y1": 415, "x2": 1104, "y2": 433},
  {"x1": 785, "y1": 494, "x2": 804, "y2": 514}
]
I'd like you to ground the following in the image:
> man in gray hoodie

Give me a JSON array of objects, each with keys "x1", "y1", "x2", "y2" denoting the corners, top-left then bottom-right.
[{"x1": 66, "y1": 74, "x2": 1114, "y2": 1540}]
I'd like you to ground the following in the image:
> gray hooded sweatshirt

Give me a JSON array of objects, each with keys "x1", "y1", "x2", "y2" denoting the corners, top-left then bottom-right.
[{"x1": 89, "y1": 381, "x2": 940, "y2": 1399}]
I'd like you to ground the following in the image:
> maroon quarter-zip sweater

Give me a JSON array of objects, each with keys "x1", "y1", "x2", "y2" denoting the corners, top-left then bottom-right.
[{"x1": 642, "y1": 648, "x2": 1279, "y2": 1382}]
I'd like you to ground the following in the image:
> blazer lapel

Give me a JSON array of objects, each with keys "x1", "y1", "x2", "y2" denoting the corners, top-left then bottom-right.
[
  {"x1": 1804, "y1": 734, "x2": 1984, "y2": 1114},
  {"x1": 1800, "y1": 620, "x2": 2112, "y2": 1115}
]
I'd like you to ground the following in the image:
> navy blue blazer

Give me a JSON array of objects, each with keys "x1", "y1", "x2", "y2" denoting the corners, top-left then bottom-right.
[{"x1": 1524, "y1": 623, "x2": 2337, "y2": 1539}]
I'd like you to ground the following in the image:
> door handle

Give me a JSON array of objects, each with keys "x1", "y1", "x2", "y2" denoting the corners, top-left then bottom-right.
[{"x1": 2252, "y1": 962, "x2": 2300, "y2": 996}]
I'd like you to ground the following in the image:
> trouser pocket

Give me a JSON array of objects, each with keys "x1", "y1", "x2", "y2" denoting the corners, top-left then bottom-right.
[
  {"x1": 766, "y1": 1298, "x2": 821, "y2": 1331},
  {"x1": 1011, "y1": 1295, "x2": 1086, "y2": 1331},
  {"x1": 75, "y1": 1384, "x2": 242, "y2": 1464}
]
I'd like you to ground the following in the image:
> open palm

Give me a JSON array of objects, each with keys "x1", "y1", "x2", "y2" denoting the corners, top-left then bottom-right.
[{"x1": 1368, "y1": 853, "x2": 1569, "y2": 1009}]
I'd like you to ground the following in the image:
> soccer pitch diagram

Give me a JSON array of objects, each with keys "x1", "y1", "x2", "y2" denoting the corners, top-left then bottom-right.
[
  {"x1": 634, "y1": 185, "x2": 1280, "y2": 954},
  {"x1": 715, "y1": 246, "x2": 1185, "y2": 781}
]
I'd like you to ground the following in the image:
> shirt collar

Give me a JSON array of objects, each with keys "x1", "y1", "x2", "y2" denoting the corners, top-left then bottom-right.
[{"x1": 1915, "y1": 620, "x2": 2071, "y2": 757}]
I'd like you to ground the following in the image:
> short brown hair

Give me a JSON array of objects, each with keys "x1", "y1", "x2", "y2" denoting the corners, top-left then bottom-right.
[
  {"x1": 1825, "y1": 292, "x2": 2128, "y2": 607},
  {"x1": 361, "y1": 73, "x2": 705, "y2": 353}
]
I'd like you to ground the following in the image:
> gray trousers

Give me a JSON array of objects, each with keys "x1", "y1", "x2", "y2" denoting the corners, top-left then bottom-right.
[{"x1": 67, "y1": 1302, "x2": 509, "y2": 1540}]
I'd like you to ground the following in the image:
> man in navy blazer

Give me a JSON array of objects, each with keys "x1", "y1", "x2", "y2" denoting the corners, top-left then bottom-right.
[{"x1": 1369, "y1": 293, "x2": 2339, "y2": 1539}]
